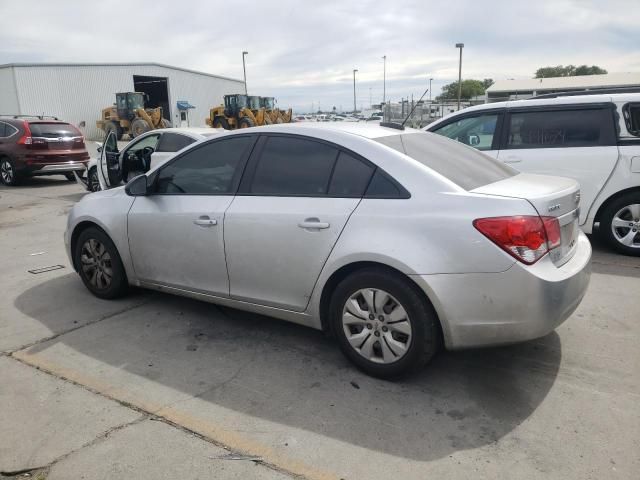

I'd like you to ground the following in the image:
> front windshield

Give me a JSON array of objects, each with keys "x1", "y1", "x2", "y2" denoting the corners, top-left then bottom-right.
[{"x1": 127, "y1": 93, "x2": 145, "y2": 110}]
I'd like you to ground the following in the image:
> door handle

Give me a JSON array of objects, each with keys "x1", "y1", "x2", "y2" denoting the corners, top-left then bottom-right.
[
  {"x1": 194, "y1": 216, "x2": 217, "y2": 227},
  {"x1": 503, "y1": 156, "x2": 522, "y2": 164},
  {"x1": 298, "y1": 218, "x2": 330, "y2": 230}
]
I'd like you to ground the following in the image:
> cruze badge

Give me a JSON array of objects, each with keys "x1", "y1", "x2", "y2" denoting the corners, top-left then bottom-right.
[{"x1": 548, "y1": 204, "x2": 561, "y2": 212}]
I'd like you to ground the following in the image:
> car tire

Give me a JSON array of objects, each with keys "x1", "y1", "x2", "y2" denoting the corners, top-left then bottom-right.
[
  {"x1": 161, "y1": 118, "x2": 171, "y2": 128},
  {"x1": 0, "y1": 157, "x2": 20, "y2": 186},
  {"x1": 329, "y1": 268, "x2": 440, "y2": 378},
  {"x1": 65, "y1": 173, "x2": 76, "y2": 181},
  {"x1": 213, "y1": 117, "x2": 230, "y2": 129},
  {"x1": 74, "y1": 227, "x2": 128, "y2": 299},
  {"x1": 238, "y1": 116, "x2": 256, "y2": 128},
  {"x1": 87, "y1": 167, "x2": 100, "y2": 192},
  {"x1": 599, "y1": 192, "x2": 640, "y2": 256}
]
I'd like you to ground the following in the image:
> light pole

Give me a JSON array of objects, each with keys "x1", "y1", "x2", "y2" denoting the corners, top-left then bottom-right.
[
  {"x1": 242, "y1": 51, "x2": 248, "y2": 95},
  {"x1": 382, "y1": 55, "x2": 386, "y2": 105},
  {"x1": 429, "y1": 77, "x2": 433, "y2": 117},
  {"x1": 353, "y1": 69, "x2": 358, "y2": 114},
  {"x1": 455, "y1": 43, "x2": 464, "y2": 110}
]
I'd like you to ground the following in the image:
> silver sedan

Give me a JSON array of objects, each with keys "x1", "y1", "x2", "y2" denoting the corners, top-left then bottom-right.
[{"x1": 65, "y1": 123, "x2": 591, "y2": 378}]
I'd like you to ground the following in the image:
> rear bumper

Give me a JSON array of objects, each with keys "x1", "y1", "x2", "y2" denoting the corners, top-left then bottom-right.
[
  {"x1": 411, "y1": 231, "x2": 592, "y2": 349},
  {"x1": 30, "y1": 161, "x2": 88, "y2": 175}
]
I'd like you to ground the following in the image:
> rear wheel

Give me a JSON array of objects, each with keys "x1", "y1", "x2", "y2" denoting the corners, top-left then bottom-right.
[
  {"x1": 74, "y1": 227, "x2": 128, "y2": 299},
  {"x1": 238, "y1": 116, "x2": 255, "y2": 128},
  {"x1": 213, "y1": 117, "x2": 230, "y2": 129},
  {"x1": 600, "y1": 192, "x2": 640, "y2": 256},
  {"x1": 130, "y1": 118, "x2": 150, "y2": 138},
  {"x1": 104, "y1": 121, "x2": 120, "y2": 139},
  {"x1": 330, "y1": 268, "x2": 440, "y2": 378},
  {"x1": 0, "y1": 158, "x2": 19, "y2": 186}
]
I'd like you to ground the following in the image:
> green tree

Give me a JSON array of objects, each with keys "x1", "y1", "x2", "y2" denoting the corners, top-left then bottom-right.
[
  {"x1": 535, "y1": 64, "x2": 607, "y2": 78},
  {"x1": 483, "y1": 78, "x2": 494, "y2": 89},
  {"x1": 436, "y1": 79, "x2": 486, "y2": 101}
]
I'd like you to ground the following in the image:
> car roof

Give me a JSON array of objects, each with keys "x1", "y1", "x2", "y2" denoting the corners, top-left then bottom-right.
[
  {"x1": 144, "y1": 127, "x2": 225, "y2": 139},
  {"x1": 232, "y1": 122, "x2": 421, "y2": 139}
]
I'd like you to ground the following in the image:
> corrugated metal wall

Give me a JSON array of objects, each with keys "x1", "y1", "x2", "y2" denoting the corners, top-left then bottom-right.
[
  {"x1": 0, "y1": 66, "x2": 20, "y2": 114},
  {"x1": 11, "y1": 64, "x2": 244, "y2": 140}
]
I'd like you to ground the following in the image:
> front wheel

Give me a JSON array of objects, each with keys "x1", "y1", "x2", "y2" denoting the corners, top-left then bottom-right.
[
  {"x1": 599, "y1": 193, "x2": 640, "y2": 256},
  {"x1": 74, "y1": 227, "x2": 128, "y2": 299},
  {"x1": 130, "y1": 118, "x2": 150, "y2": 138},
  {"x1": 330, "y1": 268, "x2": 440, "y2": 378}
]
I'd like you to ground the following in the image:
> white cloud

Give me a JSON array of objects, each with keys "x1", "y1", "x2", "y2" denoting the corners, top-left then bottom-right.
[{"x1": 1, "y1": 0, "x2": 638, "y2": 110}]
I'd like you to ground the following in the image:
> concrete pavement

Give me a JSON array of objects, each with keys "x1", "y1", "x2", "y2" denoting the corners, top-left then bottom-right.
[{"x1": 1, "y1": 177, "x2": 638, "y2": 479}]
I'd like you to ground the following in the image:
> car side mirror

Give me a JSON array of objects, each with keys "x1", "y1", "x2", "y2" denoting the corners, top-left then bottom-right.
[
  {"x1": 125, "y1": 174, "x2": 149, "y2": 196},
  {"x1": 468, "y1": 134, "x2": 481, "y2": 146}
]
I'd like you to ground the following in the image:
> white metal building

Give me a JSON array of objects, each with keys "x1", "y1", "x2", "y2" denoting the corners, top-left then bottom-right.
[
  {"x1": 0, "y1": 63, "x2": 244, "y2": 139},
  {"x1": 486, "y1": 72, "x2": 640, "y2": 103}
]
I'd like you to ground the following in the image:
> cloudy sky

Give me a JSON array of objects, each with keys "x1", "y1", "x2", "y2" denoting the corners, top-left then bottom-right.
[{"x1": 1, "y1": 0, "x2": 639, "y2": 111}]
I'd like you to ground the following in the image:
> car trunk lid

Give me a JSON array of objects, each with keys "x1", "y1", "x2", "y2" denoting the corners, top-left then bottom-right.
[
  {"x1": 27, "y1": 122, "x2": 86, "y2": 157},
  {"x1": 472, "y1": 173, "x2": 581, "y2": 266}
]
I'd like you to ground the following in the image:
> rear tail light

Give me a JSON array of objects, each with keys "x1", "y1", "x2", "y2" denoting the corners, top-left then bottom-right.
[
  {"x1": 473, "y1": 215, "x2": 561, "y2": 265},
  {"x1": 17, "y1": 120, "x2": 33, "y2": 145}
]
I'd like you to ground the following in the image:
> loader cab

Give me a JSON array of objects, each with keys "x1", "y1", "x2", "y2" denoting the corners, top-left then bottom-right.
[
  {"x1": 248, "y1": 96, "x2": 261, "y2": 110},
  {"x1": 224, "y1": 94, "x2": 249, "y2": 117},
  {"x1": 260, "y1": 97, "x2": 275, "y2": 109},
  {"x1": 115, "y1": 92, "x2": 147, "y2": 120}
]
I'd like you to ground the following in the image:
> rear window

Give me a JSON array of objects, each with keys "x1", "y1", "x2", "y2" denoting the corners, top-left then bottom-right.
[
  {"x1": 375, "y1": 132, "x2": 516, "y2": 190},
  {"x1": 29, "y1": 123, "x2": 79, "y2": 138}
]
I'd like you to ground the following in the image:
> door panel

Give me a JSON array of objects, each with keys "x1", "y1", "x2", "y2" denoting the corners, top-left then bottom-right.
[
  {"x1": 128, "y1": 195, "x2": 233, "y2": 295},
  {"x1": 498, "y1": 107, "x2": 619, "y2": 225},
  {"x1": 224, "y1": 196, "x2": 359, "y2": 311}
]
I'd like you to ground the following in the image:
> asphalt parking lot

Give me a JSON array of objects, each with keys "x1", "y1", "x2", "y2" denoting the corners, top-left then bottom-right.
[{"x1": 1, "y1": 176, "x2": 638, "y2": 479}]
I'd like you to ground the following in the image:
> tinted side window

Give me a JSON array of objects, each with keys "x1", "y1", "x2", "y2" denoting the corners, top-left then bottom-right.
[
  {"x1": 156, "y1": 136, "x2": 253, "y2": 194},
  {"x1": 156, "y1": 133, "x2": 196, "y2": 152},
  {"x1": 328, "y1": 152, "x2": 374, "y2": 197},
  {"x1": 250, "y1": 137, "x2": 338, "y2": 195},
  {"x1": 0, "y1": 122, "x2": 6, "y2": 138},
  {"x1": 365, "y1": 170, "x2": 403, "y2": 198},
  {"x1": 431, "y1": 113, "x2": 500, "y2": 151},
  {"x1": 506, "y1": 108, "x2": 615, "y2": 148}
]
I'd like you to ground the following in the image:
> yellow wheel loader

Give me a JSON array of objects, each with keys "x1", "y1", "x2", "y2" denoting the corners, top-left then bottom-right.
[
  {"x1": 96, "y1": 92, "x2": 171, "y2": 140},
  {"x1": 206, "y1": 94, "x2": 259, "y2": 129}
]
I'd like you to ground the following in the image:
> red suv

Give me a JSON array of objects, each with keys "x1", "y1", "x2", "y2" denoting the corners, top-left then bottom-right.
[{"x1": 0, "y1": 116, "x2": 89, "y2": 186}]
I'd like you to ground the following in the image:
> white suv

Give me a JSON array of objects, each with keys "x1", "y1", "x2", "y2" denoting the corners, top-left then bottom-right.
[{"x1": 425, "y1": 93, "x2": 640, "y2": 255}]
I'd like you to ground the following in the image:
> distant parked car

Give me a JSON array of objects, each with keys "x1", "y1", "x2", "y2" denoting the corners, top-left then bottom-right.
[
  {"x1": 0, "y1": 116, "x2": 89, "y2": 186},
  {"x1": 425, "y1": 93, "x2": 640, "y2": 256},
  {"x1": 66, "y1": 123, "x2": 590, "y2": 378},
  {"x1": 78, "y1": 127, "x2": 223, "y2": 191}
]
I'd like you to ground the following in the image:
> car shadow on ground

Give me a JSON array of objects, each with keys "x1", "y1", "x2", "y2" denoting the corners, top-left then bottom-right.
[{"x1": 15, "y1": 273, "x2": 562, "y2": 462}]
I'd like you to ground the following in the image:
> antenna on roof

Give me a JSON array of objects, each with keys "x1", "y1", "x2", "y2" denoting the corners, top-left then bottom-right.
[{"x1": 401, "y1": 87, "x2": 429, "y2": 127}]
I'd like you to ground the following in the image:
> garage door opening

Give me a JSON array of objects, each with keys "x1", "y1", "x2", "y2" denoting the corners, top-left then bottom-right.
[{"x1": 133, "y1": 75, "x2": 171, "y2": 124}]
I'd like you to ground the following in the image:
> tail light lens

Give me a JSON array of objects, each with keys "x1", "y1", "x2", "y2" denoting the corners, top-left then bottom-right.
[
  {"x1": 17, "y1": 121, "x2": 33, "y2": 145},
  {"x1": 473, "y1": 215, "x2": 561, "y2": 265}
]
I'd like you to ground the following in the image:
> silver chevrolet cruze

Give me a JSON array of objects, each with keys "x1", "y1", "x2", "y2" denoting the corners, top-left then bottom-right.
[{"x1": 65, "y1": 123, "x2": 591, "y2": 378}]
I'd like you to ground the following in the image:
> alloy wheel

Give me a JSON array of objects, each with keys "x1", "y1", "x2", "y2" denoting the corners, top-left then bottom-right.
[
  {"x1": 1, "y1": 160, "x2": 14, "y2": 184},
  {"x1": 611, "y1": 204, "x2": 640, "y2": 249},
  {"x1": 89, "y1": 170, "x2": 100, "y2": 192},
  {"x1": 80, "y1": 238, "x2": 113, "y2": 289},
  {"x1": 342, "y1": 288, "x2": 413, "y2": 364}
]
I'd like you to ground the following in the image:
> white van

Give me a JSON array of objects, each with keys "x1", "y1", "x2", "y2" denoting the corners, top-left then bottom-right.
[{"x1": 425, "y1": 94, "x2": 640, "y2": 256}]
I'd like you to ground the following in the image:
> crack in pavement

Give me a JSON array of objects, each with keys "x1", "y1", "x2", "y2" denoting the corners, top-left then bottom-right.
[{"x1": 5, "y1": 298, "x2": 152, "y2": 356}]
